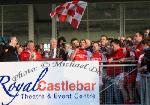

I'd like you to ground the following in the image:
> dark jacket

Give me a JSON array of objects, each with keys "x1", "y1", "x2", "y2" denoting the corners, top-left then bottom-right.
[
  {"x1": 0, "y1": 44, "x2": 5, "y2": 61},
  {"x1": 2, "y1": 44, "x2": 19, "y2": 62},
  {"x1": 49, "y1": 48, "x2": 65, "y2": 60}
]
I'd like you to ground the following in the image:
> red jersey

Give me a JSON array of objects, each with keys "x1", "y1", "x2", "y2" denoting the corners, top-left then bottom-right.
[
  {"x1": 111, "y1": 48, "x2": 125, "y2": 60},
  {"x1": 20, "y1": 49, "x2": 42, "y2": 61},
  {"x1": 74, "y1": 49, "x2": 87, "y2": 61},
  {"x1": 134, "y1": 43, "x2": 143, "y2": 60},
  {"x1": 90, "y1": 51, "x2": 102, "y2": 62},
  {"x1": 107, "y1": 48, "x2": 125, "y2": 77}
]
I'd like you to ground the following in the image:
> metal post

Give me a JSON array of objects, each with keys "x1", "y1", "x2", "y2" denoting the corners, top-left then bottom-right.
[
  {"x1": 123, "y1": 4, "x2": 126, "y2": 36},
  {"x1": 145, "y1": 75, "x2": 150, "y2": 105},
  {"x1": 148, "y1": 77, "x2": 150, "y2": 105},
  {"x1": 146, "y1": 77, "x2": 150, "y2": 105},
  {"x1": 1, "y1": 6, "x2": 4, "y2": 37},
  {"x1": 52, "y1": 4, "x2": 57, "y2": 38},
  {"x1": 28, "y1": 4, "x2": 34, "y2": 41},
  {"x1": 141, "y1": 76, "x2": 144, "y2": 105},
  {"x1": 141, "y1": 75, "x2": 146, "y2": 105},
  {"x1": 87, "y1": 4, "x2": 90, "y2": 39},
  {"x1": 119, "y1": 3, "x2": 125, "y2": 37}
]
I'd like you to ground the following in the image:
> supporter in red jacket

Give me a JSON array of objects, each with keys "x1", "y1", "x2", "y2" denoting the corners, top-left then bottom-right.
[
  {"x1": 104, "y1": 39, "x2": 125, "y2": 104},
  {"x1": 20, "y1": 40, "x2": 41, "y2": 61},
  {"x1": 133, "y1": 32, "x2": 144, "y2": 60},
  {"x1": 70, "y1": 39, "x2": 91, "y2": 61},
  {"x1": 107, "y1": 39, "x2": 126, "y2": 76}
]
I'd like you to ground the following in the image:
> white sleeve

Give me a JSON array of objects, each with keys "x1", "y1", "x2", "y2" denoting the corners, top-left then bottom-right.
[
  {"x1": 87, "y1": 51, "x2": 92, "y2": 61},
  {"x1": 68, "y1": 50, "x2": 74, "y2": 57},
  {"x1": 138, "y1": 54, "x2": 144, "y2": 64},
  {"x1": 130, "y1": 51, "x2": 135, "y2": 57}
]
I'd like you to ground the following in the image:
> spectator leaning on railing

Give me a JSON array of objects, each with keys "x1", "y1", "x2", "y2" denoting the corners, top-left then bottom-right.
[
  {"x1": 121, "y1": 40, "x2": 137, "y2": 104},
  {"x1": 133, "y1": 32, "x2": 144, "y2": 60},
  {"x1": 104, "y1": 39, "x2": 125, "y2": 104},
  {"x1": 134, "y1": 39, "x2": 150, "y2": 103},
  {"x1": 138, "y1": 39, "x2": 150, "y2": 71}
]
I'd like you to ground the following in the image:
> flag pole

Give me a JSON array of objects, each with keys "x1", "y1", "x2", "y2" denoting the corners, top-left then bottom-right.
[
  {"x1": 52, "y1": 4, "x2": 57, "y2": 39},
  {"x1": 1, "y1": 6, "x2": 4, "y2": 37},
  {"x1": 86, "y1": 3, "x2": 90, "y2": 39}
]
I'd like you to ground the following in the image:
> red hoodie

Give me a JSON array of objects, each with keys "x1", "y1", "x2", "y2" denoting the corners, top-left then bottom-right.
[
  {"x1": 107, "y1": 48, "x2": 126, "y2": 77},
  {"x1": 134, "y1": 43, "x2": 143, "y2": 60}
]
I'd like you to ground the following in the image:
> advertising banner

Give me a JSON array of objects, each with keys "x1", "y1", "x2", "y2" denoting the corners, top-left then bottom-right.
[{"x1": 0, "y1": 61, "x2": 99, "y2": 105}]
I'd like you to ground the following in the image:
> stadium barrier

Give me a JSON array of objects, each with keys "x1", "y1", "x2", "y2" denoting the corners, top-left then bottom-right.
[
  {"x1": 140, "y1": 74, "x2": 150, "y2": 105},
  {"x1": 99, "y1": 62, "x2": 140, "y2": 104}
]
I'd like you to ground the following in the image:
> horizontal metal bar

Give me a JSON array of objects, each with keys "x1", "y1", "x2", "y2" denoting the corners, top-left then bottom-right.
[
  {"x1": 1, "y1": 0, "x2": 150, "y2": 5},
  {"x1": 99, "y1": 60, "x2": 138, "y2": 63},
  {"x1": 0, "y1": 21, "x2": 28, "y2": 23},
  {"x1": 99, "y1": 64, "x2": 137, "y2": 67},
  {"x1": 101, "y1": 104, "x2": 142, "y2": 105},
  {"x1": 0, "y1": 4, "x2": 29, "y2": 6},
  {"x1": 140, "y1": 74, "x2": 150, "y2": 78},
  {"x1": 82, "y1": 19, "x2": 120, "y2": 21},
  {"x1": 125, "y1": 19, "x2": 150, "y2": 21},
  {"x1": 81, "y1": 19, "x2": 150, "y2": 21}
]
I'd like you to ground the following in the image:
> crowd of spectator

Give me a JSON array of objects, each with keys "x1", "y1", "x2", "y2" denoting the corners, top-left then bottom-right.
[{"x1": 0, "y1": 28, "x2": 150, "y2": 104}]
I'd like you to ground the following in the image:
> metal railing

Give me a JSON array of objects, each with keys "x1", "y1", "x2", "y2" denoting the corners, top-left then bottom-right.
[
  {"x1": 99, "y1": 62, "x2": 140, "y2": 104},
  {"x1": 140, "y1": 74, "x2": 150, "y2": 105}
]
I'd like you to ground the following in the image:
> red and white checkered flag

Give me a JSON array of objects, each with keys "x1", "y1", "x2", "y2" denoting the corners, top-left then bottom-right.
[{"x1": 50, "y1": 1, "x2": 87, "y2": 29}]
